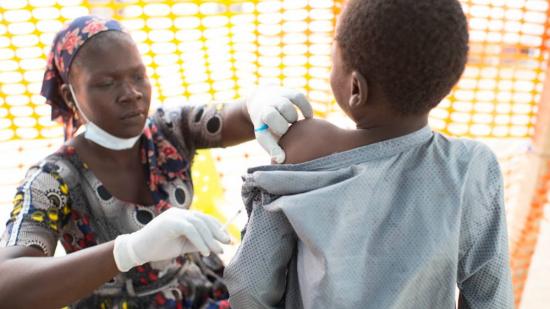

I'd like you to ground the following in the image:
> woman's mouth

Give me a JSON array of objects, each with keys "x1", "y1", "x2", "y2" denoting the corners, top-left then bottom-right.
[{"x1": 121, "y1": 111, "x2": 144, "y2": 120}]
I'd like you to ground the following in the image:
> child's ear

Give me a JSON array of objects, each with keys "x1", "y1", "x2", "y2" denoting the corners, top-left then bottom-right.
[{"x1": 348, "y1": 71, "x2": 368, "y2": 109}]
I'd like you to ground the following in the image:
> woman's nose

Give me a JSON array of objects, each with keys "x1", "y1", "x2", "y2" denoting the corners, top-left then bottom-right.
[{"x1": 119, "y1": 81, "x2": 143, "y2": 103}]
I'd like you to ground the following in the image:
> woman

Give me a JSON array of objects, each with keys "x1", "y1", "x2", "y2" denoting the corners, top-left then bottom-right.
[{"x1": 0, "y1": 16, "x2": 311, "y2": 308}]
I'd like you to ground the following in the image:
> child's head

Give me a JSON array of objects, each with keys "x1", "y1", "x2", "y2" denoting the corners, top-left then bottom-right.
[{"x1": 330, "y1": 0, "x2": 469, "y2": 123}]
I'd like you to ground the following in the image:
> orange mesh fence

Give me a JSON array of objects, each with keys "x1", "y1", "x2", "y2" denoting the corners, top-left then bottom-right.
[
  {"x1": 511, "y1": 159, "x2": 550, "y2": 306},
  {"x1": 0, "y1": 1, "x2": 550, "y2": 307}
]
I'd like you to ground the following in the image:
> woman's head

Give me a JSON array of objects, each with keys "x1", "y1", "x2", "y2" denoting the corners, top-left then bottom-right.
[
  {"x1": 41, "y1": 16, "x2": 151, "y2": 140},
  {"x1": 62, "y1": 31, "x2": 151, "y2": 139},
  {"x1": 330, "y1": 0, "x2": 469, "y2": 122}
]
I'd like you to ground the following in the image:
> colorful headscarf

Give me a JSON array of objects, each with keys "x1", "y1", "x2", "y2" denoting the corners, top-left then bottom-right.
[{"x1": 40, "y1": 15, "x2": 128, "y2": 140}]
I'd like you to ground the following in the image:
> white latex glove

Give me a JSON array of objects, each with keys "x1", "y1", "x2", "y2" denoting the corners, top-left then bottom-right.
[
  {"x1": 113, "y1": 207, "x2": 231, "y2": 272},
  {"x1": 246, "y1": 86, "x2": 313, "y2": 163}
]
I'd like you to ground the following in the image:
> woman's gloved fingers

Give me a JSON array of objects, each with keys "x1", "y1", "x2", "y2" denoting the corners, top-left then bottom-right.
[
  {"x1": 261, "y1": 106, "x2": 289, "y2": 136},
  {"x1": 280, "y1": 89, "x2": 313, "y2": 119},
  {"x1": 175, "y1": 220, "x2": 210, "y2": 256},
  {"x1": 193, "y1": 212, "x2": 231, "y2": 244},
  {"x1": 246, "y1": 86, "x2": 313, "y2": 161},
  {"x1": 275, "y1": 98, "x2": 299, "y2": 123},
  {"x1": 188, "y1": 215, "x2": 223, "y2": 255},
  {"x1": 192, "y1": 211, "x2": 223, "y2": 229},
  {"x1": 255, "y1": 130, "x2": 285, "y2": 163},
  {"x1": 212, "y1": 228, "x2": 231, "y2": 245}
]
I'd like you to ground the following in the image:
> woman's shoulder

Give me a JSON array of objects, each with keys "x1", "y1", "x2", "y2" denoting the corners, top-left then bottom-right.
[
  {"x1": 21, "y1": 147, "x2": 82, "y2": 191},
  {"x1": 149, "y1": 104, "x2": 223, "y2": 156}
]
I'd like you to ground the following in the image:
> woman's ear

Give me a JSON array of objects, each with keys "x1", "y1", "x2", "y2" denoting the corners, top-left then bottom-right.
[
  {"x1": 348, "y1": 70, "x2": 368, "y2": 109},
  {"x1": 59, "y1": 84, "x2": 80, "y2": 119},
  {"x1": 59, "y1": 84, "x2": 74, "y2": 109}
]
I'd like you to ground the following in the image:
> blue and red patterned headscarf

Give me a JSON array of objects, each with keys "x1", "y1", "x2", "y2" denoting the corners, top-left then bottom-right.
[{"x1": 40, "y1": 15, "x2": 128, "y2": 140}]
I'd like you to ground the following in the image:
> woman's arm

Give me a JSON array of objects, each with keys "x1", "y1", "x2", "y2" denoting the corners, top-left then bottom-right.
[
  {"x1": 220, "y1": 99, "x2": 255, "y2": 147},
  {"x1": 0, "y1": 242, "x2": 118, "y2": 309},
  {"x1": 0, "y1": 166, "x2": 120, "y2": 308},
  {"x1": 0, "y1": 207, "x2": 230, "y2": 309}
]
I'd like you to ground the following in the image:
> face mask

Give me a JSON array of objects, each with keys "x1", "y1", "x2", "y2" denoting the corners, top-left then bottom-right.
[{"x1": 69, "y1": 84, "x2": 144, "y2": 150}]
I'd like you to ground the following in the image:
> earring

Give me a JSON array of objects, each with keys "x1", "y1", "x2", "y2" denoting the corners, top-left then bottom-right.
[{"x1": 69, "y1": 103, "x2": 79, "y2": 120}]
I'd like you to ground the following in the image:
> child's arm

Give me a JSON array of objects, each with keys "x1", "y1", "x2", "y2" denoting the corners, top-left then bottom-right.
[
  {"x1": 456, "y1": 146, "x2": 514, "y2": 308},
  {"x1": 224, "y1": 199, "x2": 297, "y2": 308}
]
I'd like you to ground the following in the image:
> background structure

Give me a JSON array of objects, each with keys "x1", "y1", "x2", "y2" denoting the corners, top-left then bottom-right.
[{"x1": 0, "y1": 1, "x2": 549, "y2": 307}]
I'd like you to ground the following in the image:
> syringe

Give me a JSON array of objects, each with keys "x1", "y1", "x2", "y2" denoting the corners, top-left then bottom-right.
[{"x1": 221, "y1": 204, "x2": 245, "y2": 231}]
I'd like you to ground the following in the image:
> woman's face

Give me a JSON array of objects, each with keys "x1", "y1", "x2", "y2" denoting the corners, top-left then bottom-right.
[{"x1": 68, "y1": 32, "x2": 152, "y2": 138}]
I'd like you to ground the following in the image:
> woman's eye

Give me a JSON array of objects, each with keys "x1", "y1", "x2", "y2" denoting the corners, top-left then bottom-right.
[
  {"x1": 134, "y1": 74, "x2": 145, "y2": 81},
  {"x1": 98, "y1": 80, "x2": 114, "y2": 87}
]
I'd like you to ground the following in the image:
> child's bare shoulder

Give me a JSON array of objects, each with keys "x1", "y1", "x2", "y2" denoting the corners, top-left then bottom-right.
[{"x1": 279, "y1": 118, "x2": 342, "y2": 164}]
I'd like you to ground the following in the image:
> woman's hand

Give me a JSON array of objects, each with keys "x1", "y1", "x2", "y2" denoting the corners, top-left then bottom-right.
[
  {"x1": 113, "y1": 207, "x2": 230, "y2": 272},
  {"x1": 246, "y1": 86, "x2": 313, "y2": 163}
]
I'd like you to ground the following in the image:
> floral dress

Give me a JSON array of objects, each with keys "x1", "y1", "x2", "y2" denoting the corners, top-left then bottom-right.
[{"x1": 1, "y1": 104, "x2": 231, "y2": 309}]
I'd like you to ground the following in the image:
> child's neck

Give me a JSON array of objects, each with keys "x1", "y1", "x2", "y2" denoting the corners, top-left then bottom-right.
[{"x1": 353, "y1": 113, "x2": 429, "y2": 144}]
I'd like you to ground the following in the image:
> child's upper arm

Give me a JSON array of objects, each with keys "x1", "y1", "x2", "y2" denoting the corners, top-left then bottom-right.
[{"x1": 279, "y1": 118, "x2": 341, "y2": 164}]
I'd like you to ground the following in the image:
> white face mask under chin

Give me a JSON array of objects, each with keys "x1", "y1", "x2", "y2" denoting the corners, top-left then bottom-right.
[{"x1": 69, "y1": 84, "x2": 144, "y2": 150}]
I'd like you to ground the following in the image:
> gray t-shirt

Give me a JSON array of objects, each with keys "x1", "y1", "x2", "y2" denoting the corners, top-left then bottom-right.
[{"x1": 225, "y1": 126, "x2": 513, "y2": 309}]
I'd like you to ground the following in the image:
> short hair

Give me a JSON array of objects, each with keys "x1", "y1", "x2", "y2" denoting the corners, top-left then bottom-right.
[{"x1": 336, "y1": 0, "x2": 469, "y2": 115}]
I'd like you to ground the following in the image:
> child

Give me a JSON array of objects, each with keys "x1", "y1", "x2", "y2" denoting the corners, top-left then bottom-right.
[{"x1": 224, "y1": 0, "x2": 514, "y2": 308}]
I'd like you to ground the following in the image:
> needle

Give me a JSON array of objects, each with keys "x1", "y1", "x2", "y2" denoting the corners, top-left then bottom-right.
[{"x1": 222, "y1": 205, "x2": 245, "y2": 231}]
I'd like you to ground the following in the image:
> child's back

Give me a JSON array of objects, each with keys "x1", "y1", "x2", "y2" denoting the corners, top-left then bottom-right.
[
  {"x1": 226, "y1": 122, "x2": 512, "y2": 308},
  {"x1": 225, "y1": 0, "x2": 513, "y2": 307}
]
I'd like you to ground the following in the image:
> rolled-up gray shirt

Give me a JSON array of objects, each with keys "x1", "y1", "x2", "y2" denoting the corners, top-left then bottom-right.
[{"x1": 225, "y1": 126, "x2": 513, "y2": 309}]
